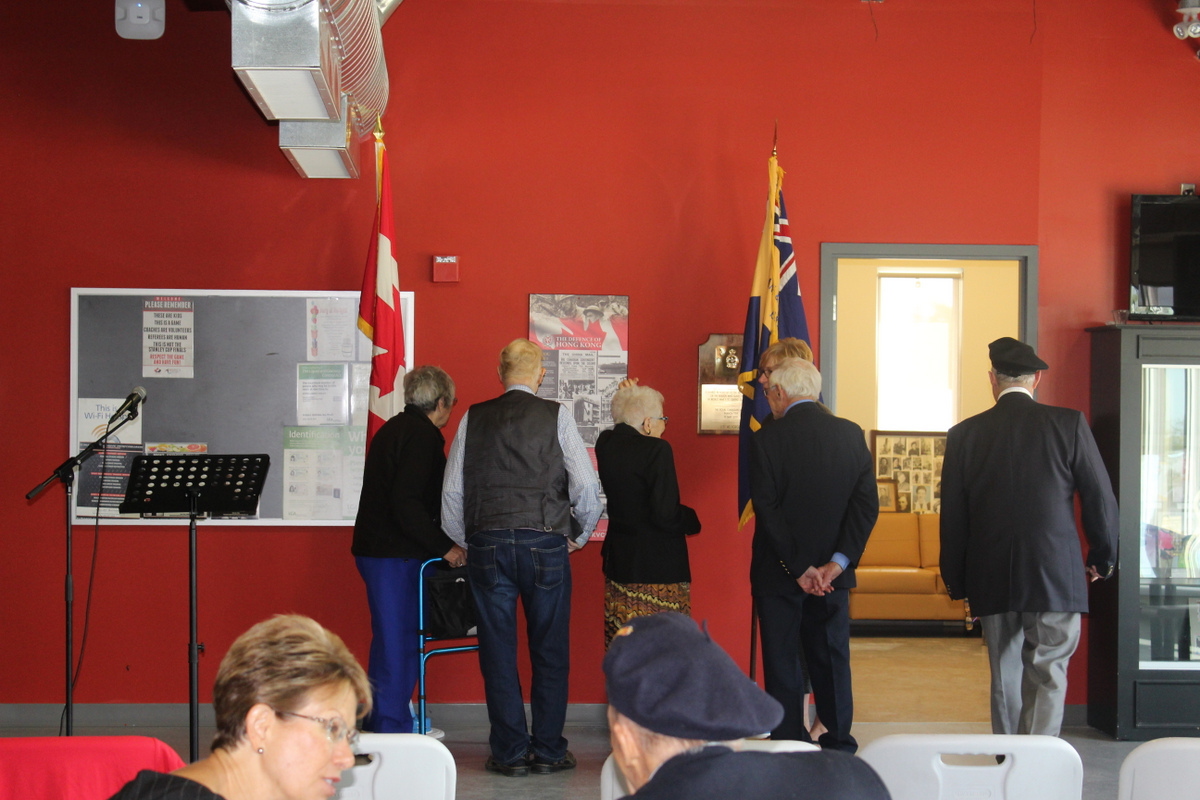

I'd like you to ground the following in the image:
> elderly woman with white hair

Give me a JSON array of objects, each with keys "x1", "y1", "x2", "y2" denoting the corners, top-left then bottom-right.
[{"x1": 596, "y1": 381, "x2": 701, "y2": 648}]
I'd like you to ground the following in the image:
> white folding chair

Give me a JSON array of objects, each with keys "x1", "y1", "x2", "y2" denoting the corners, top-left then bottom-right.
[
  {"x1": 1117, "y1": 737, "x2": 1200, "y2": 800},
  {"x1": 858, "y1": 733, "x2": 1082, "y2": 800},
  {"x1": 336, "y1": 733, "x2": 456, "y2": 800},
  {"x1": 599, "y1": 739, "x2": 820, "y2": 800},
  {"x1": 601, "y1": 752, "x2": 632, "y2": 800},
  {"x1": 735, "y1": 738, "x2": 821, "y2": 753}
]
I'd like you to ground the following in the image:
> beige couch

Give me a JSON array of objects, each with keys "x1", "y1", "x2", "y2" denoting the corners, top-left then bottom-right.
[{"x1": 849, "y1": 512, "x2": 969, "y2": 624}]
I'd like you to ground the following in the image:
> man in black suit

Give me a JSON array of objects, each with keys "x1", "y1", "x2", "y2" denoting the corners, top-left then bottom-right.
[
  {"x1": 604, "y1": 612, "x2": 892, "y2": 800},
  {"x1": 352, "y1": 365, "x2": 465, "y2": 735},
  {"x1": 940, "y1": 337, "x2": 1118, "y2": 735},
  {"x1": 750, "y1": 358, "x2": 879, "y2": 752}
]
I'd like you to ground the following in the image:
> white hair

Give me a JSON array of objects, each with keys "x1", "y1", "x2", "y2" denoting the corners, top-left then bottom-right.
[
  {"x1": 992, "y1": 370, "x2": 1036, "y2": 389},
  {"x1": 611, "y1": 385, "x2": 664, "y2": 427},
  {"x1": 403, "y1": 366, "x2": 455, "y2": 413},
  {"x1": 768, "y1": 357, "x2": 822, "y2": 399}
]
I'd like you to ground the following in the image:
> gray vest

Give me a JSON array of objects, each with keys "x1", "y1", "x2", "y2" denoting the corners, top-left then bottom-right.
[{"x1": 463, "y1": 390, "x2": 572, "y2": 536}]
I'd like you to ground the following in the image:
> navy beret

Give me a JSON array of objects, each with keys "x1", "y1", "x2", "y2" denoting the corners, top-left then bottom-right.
[
  {"x1": 988, "y1": 336, "x2": 1048, "y2": 375},
  {"x1": 602, "y1": 612, "x2": 783, "y2": 740}
]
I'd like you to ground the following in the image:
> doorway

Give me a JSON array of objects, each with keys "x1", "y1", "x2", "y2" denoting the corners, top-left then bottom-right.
[{"x1": 818, "y1": 243, "x2": 1038, "y2": 430}]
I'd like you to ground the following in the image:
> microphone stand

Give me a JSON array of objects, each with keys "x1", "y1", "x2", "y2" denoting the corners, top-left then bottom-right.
[{"x1": 26, "y1": 408, "x2": 139, "y2": 736}]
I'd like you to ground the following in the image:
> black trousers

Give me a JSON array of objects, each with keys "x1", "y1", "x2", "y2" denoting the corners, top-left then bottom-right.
[{"x1": 756, "y1": 588, "x2": 857, "y2": 753}]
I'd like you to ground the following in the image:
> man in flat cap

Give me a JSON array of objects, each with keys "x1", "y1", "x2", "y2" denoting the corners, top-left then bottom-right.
[
  {"x1": 603, "y1": 612, "x2": 891, "y2": 799},
  {"x1": 940, "y1": 337, "x2": 1118, "y2": 735}
]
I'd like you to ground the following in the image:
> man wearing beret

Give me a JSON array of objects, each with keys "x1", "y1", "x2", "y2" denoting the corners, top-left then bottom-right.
[
  {"x1": 603, "y1": 612, "x2": 892, "y2": 799},
  {"x1": 940, "y1": 337, "x2": 1118, "y2": 736}
]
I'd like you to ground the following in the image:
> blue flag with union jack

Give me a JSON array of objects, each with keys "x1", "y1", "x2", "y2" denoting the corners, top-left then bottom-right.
[{"x1": 737, "y1": 155, "x2": 812, "y2": 528}]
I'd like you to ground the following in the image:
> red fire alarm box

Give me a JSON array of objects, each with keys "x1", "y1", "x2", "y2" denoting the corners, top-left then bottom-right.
[{"x1": 432, "y1": 255, "x2": 459, "y2": 283}]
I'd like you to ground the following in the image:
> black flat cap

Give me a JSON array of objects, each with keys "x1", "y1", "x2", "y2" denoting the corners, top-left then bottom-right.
[
  {"x1": 603, "y1": 612, "x2": 783, "y2": 740},
  {"x1": 989, "y1": 336, "x2": 1048, "y2": 375}
]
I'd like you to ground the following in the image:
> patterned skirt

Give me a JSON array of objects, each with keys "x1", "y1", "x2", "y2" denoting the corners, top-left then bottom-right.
[{"x1": 604, "y1": 579, "x2": 691, "y2": 649}]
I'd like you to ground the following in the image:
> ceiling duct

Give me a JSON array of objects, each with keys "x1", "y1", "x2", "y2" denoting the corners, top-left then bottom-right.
[
  {"x1": 232, "y1": 0, "x2": 390, "y2": 178},
  {"x1": 377, "y1": 0, "x2": 403, "y2": 24},
  {"x1": 280, "y1": 93, "x2": 361, "y2": 178}
]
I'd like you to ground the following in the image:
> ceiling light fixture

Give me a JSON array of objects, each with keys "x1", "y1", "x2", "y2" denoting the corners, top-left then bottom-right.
[
  {"x1": 1175, "y1": 0, "x2": 1200, "y2": 40},
  {"x1": 115, "y1": 0, "x2": 165, "y2": 40}
]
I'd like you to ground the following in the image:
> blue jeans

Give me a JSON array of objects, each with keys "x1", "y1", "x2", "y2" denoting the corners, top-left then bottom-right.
[
  {"x1": 355, "y1": 556, "x2": 423, "y2": 734},
  {"x1": 467, "y1": 529, "x2": 571, "y2": 765}
]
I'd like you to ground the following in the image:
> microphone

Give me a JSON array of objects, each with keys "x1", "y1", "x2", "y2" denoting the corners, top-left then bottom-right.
[{"x1": 109, "y1": 386, "x2": 147, "y2": 422}]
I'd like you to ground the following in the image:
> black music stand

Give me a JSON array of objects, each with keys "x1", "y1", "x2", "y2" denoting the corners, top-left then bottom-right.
[{"x1": 120, "y1": 454, "x2": 270, "y2": 762}]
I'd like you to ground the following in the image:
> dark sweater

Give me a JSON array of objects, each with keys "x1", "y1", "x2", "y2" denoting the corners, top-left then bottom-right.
[
  {"x1": 352, "y1": 404, "x2": 455, "y2": 559},
  {"x1": 108, "y1": 771, "x2": 225, "y2": 800},
  {"x1": 596, "y1": 423, "x2": 700, "y2": 584}
]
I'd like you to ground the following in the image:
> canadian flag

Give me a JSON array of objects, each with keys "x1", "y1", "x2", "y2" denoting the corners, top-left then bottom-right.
[{"x1": 358, "y1": 126, "x2": 406, "y2": 450}]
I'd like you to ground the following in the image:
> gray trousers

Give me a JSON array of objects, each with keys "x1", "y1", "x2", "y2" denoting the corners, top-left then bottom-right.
[{"x1": 980, "y1": 611, "x2": 1081, "y2": 736}]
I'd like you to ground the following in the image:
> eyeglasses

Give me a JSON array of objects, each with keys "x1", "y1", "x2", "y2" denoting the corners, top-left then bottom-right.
[
  {"x1": 273, "y1": 709, "x2": 359, "y2": 746},
  {"x1": 655, "y1": 416, "x2": 669, "y2": 422}
]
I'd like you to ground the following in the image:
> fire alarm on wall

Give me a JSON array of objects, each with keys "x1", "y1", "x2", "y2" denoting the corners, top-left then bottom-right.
[{"x1": 432, "y1": 255, "x2": 459, "y2": 283}]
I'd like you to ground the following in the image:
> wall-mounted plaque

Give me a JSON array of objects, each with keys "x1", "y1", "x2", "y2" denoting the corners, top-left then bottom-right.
[{"x1": 698, "y1": 333, "x2": 744, "y2": 435}]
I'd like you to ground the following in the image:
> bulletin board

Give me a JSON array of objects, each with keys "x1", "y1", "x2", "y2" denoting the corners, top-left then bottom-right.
[{"x1": 70, "y1": 288, "x2": 414, "y2": 526}]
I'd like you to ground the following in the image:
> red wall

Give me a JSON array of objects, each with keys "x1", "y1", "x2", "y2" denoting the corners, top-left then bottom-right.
[{"x1": 4, "y1": 0, "x2": 1200, "y2": 708}]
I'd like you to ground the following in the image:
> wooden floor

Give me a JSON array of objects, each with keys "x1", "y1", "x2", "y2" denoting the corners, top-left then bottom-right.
[{"x1": 853, "y1": 635, "x2": 991, "y2": 723}]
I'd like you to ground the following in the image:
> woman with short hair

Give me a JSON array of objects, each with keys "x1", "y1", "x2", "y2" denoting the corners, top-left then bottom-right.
[
  {"x1": 596, "y1": 381, "x2": 701, "y2": 648},
  {"x1": 109, "y1": 614, "x2": 371, "y2": 800}
]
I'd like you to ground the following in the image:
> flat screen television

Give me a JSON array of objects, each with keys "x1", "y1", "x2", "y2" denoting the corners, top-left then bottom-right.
[{"x1": 1130, "y1": 194, "x2": 1200, "y2": 321}]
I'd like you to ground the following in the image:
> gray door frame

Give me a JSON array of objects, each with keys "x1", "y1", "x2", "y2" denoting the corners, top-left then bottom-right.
[{"x1": 818, "y1": 243, "x2": 1039, "y2": 414}]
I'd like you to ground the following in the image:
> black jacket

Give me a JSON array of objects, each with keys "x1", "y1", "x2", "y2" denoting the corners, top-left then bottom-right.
[
  {"x1": 596, "y1": 423, "x2": 700, "y2": 584},
  {"x1": 749, "y1": 402, "x2": 878, "y2": 595},
  {"x1": 631, "y1": 746, "x2": 891, "y2": 800},
  {"x1": 939, "y1": 391, "x2": 1118, "y2": 615},
  {"x1": 351, "y1": 405, "x2": 455, "y2": 559}
]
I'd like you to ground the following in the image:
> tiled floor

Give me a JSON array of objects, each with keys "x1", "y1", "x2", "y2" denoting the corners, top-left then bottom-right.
[{"x1": 1, "y1": 636, "x2": 1145, "y2": 799}]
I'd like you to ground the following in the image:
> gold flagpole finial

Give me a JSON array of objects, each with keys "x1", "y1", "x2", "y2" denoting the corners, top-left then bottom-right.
[
  {"x1": 373, "y1": 116, "x2": 385, "y2": 198},
  {"x1": 772, "y1": 119, "x2": 778, "y2": 158}
]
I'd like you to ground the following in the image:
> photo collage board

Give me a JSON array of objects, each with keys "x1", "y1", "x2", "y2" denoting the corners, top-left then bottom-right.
[{"x1": 871, "y1": 430, "x2": 946, "y2": 514}]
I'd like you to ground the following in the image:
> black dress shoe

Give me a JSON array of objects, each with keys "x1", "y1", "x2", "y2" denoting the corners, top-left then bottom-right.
[
  {"x1": 484, "y1": 755, "x2": 529, "y2": 777},
  {"x1": 530, "y1": 750, "x2": 577, "y2": 774}
]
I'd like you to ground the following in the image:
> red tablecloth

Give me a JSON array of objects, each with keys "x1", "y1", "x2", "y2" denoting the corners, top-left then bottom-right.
[{"x1": 0, "y1": 735, "x2": 185, "y2": 800}]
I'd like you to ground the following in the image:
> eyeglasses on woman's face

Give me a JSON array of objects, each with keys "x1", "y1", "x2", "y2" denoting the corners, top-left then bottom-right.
[{"x1": 272, "y1": 708, "x2": 359, "y2": 747}]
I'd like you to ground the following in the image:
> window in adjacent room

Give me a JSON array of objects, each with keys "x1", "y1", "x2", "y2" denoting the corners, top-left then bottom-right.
[{"x1": 876, "y1": 273, "x2": 960, "y2": 432}]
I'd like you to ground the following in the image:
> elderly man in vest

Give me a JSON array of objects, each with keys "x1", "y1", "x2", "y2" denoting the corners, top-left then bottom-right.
[{"x1": 441, "y1": 338, "x2": 603, "y2": 777}]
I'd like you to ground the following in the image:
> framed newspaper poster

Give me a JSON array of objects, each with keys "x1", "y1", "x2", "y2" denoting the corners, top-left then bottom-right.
[
  {"x1": 528, "y1": 294, "x2": 629, "y2": 446},
  {"x1": 529, "y1": 294, "x2": 630, "y2": 540}
]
